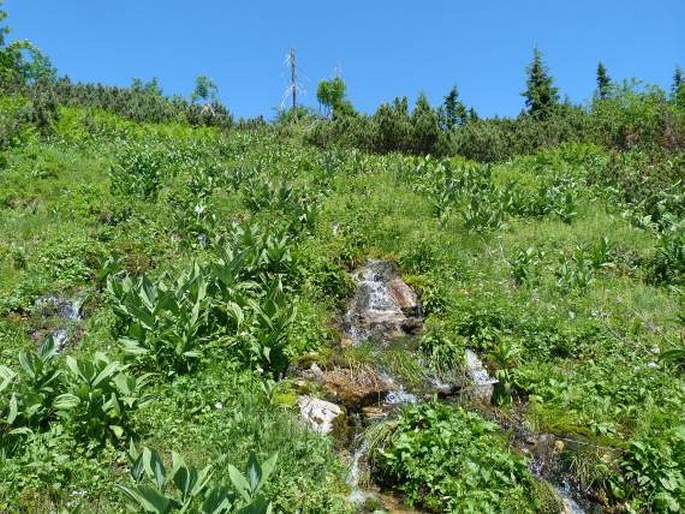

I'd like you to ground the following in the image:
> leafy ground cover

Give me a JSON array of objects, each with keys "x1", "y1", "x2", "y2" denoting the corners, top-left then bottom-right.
[{"x1": 0, "y1": 92, "x2": 683, "y2": 513}]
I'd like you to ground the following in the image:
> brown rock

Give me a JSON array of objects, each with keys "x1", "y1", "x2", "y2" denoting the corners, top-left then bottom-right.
[
  {"x1": 387, "y1": 277, "x2": 419, "y2": 314},
  {"x1": 320, "y1": 365, "x2": 397, "y2": 407}
]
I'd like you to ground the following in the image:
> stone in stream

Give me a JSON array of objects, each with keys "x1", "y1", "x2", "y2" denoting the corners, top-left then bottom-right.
[
  {"x1": 36, "y1": 294, "x2": 83, "y2": 321},
  {"x1": 32, "y1": 293, "x2": 85, "y2": 352},
  {"x1": 297, "y1": 396, "x2": 343, "y2": 435},
  {"x1": 49, "y1": 328, "x2": 69, "y2": 352},
  {"x1": 464, "y1": 348, "x2": 498, "y2": 403},
  {"x1": 323, "y1": 366, "x2": 397, "y2": 406},
  {"x1": 343, "y1": 260, "x2": 422, "y2": 345}
]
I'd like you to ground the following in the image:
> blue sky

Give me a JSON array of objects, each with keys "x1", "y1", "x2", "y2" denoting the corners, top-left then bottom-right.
[{"x1": 5, "y1": 0, "x2": 684, "y2": 119}]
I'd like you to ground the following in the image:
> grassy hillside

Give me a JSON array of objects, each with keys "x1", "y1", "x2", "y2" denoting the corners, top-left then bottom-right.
[{"x1": 0, "y1": 96, "x2": 683, "y2": 513}]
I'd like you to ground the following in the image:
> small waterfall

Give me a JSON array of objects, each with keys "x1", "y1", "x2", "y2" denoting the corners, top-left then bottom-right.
[
  {"x1": 464, "y1": 348, "x2": 498, "y2": 402},
  {"x1": 384, "y1": 388, "x2": 418, "y2": 406},
  {"x1": 554, "y1": 483, "x2": 586, "y2": 514},
  {"x1": 37, "y1": 294, "x2": 83, "y2": 321},
  {"x1": 346, "y1": 438, "x2": 372, "y2": 506},
  {"x1": 343, "y1": 260, "x2": 421, "y2": 345}
]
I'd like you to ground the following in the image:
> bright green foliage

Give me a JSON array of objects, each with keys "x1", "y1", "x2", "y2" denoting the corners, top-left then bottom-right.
[
  {"x1": 0, "y1": 337, "x2": 62, "y2": 455},
  {"x1": 371, "y1": 402, "x2": 541, "y2": 512},
  {"x1": 109, "y1": 141, "x2": 172, "y2": 200},
  {"x1": 54, "y1": 354, "x2": 154, "y2": 443},
  {"x1": 0, "y1": 1, "x2": 55, "y2": 89},
  {"x1": 108, "y1": 225, "x2": 297, "y2": 378},
  {"x1": 108, "y1": 264, "x2": 212, "y2": 376},
  {"x1": 316, "y1": 76, "x2": 353, "y2": 118},
  {"x1": 522, "y1": 47, "x2": 559, "y2": 119},
  {"x1": 621, "y1": 428, "x2": 685, "y2": 512},
  {"x1": 14, "y1": 336, "x2": 62, "y2": 427},
  {"x1": 191, "y1": 76, "x2": 219, "y2": 105},
  {"x1": 0, "y1": 11, "x2": 683, "y2": 510},
  {"x1": 118, "y1": 444, "x2": 277, "y2": 513},
  {"x1": 418, "y1": 322, "x2": 463, "y2": 378},
  {"x1": 508, "y1": 247, "x2": 545, "y2": 286}
]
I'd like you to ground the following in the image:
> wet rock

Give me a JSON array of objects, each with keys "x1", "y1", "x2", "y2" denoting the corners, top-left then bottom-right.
[
  {"x1": 50, "y1": 329, "x2": 69, "y2": 352},
  {"x1": 320, "y1": 366, "x2": 397, "y2": 407},
  {"x1": 431, "y1": 377, "x2": 457, "y2": 397},
  {"x1": 297, "y1": 396, "x2": 343, "y2": 435},
  {"x1": 387, "y1": 277, "x2": 419, "y2": 315},
  {"x1": 556, "y1": 484, "x2": 586, "y2": 514},
  {"x1": 464, "y1": 348, "x2": 498, "y2": 403},
  {"x1": 528, "y1": 433, "x2": 558, "y2": 476},
  {"x1": 32, "y1": 293, "x2": 85, "y2": 353},
  {"x1": 343, "y1": 260, "x2": 422, "y2": 345},
  {"x1": 300, "y1": 362, "x2": 325, "y2": 381},
  {"x1": 383, "y1": 388, "x2": 418, "y2": 406},
  {"x1": 36, "y1": 294, "x2": 83, "y2": 321}
]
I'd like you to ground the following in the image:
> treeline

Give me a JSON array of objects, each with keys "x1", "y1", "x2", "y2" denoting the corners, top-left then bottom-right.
[
  {"x1": 2, "y1": 0, "x2": 685, "y2": 162},
  {"x1": 305, "y1": 49, "x2": 685, "y2": 161},
  {"x1": 47, "y1": 76, "x2": 233, "y2": 128},
  {"x1": 0, "y1": 4, "x2": 233, "y2": 136}
]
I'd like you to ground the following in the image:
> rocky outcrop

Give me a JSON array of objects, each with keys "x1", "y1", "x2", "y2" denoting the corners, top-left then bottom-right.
[
  {"x1": 299, "y1": 363, "x2": 397, "y2": 407},
  {"x1": 343, "y1": 260, "x2": 422, "y2": 345},
  {"x1": 297, "y1": 396, "x2": 343, "y2": 435}
]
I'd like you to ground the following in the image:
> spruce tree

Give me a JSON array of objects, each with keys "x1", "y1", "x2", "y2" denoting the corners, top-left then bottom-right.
[
  {"x1": 673, "y1": 66, "x2": 683, "y2": 96},
  {"x1": 596, "y1": 62, "x2": 611, "y2": 100},
  {"x1": 522, "y1": 47, "x2": 559, "y2": 119},
  {"x1": 442, "y1": 85, "x2": 467, "y2": 129},
  {"x1": 673, "y1": 66, "x2": 685, "y2": 109}
]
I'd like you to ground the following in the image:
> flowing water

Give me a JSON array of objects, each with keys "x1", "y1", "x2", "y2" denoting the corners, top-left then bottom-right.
[
  {"x1": 316, "y1": 260, "x2": 593, "y2": 512},
  {"x1": 35, "y1": 293, "x2": 84, "y2": 351},
  {"x1": 555, "y1": 484, "x2": 586, "y2": 514}
]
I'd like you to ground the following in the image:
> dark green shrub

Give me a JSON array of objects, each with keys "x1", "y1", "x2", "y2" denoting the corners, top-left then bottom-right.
[{"x1": 370, "y1": 402, "x2": 541, "y2": 512}]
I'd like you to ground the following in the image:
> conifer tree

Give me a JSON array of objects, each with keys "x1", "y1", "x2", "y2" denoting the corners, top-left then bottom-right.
[
  {"x1": 411, "y1": 93, "x2": 440, "y2": 155},
  {"x1": 442, "y1": 85, "x2": 467, "y2": 129},
  {"x1": 596, "y1": 62, "x2": 611, "y2": 100},
  {"x1": 673, "y1": 66, "x2": 685, "y2": 109},
  {"x1": 522, "y1": 47, "x2": 559, "y2": 119},
  {"x1": 673, "y1": 66, "x2": 683, "y2": 92}
]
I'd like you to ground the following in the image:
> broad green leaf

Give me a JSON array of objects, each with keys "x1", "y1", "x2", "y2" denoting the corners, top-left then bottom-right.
[
  {"x1": 201, "y1": 485, "x2": 232, "y2": 514},
  {"x1": 7, "y1": 394, "x2": 19, "y2": 424},
  {"x1": 54, "y1": 393, "x2": 80, "y2": 410},
  {"x1": 171, "y1": 452, "x2": 192, "y2": 499},
  {"x1": 143, "y1": 448, "x2": 167, "y2": 489},
  {"x1": 191, "y1": 465, "x2": 213, "y2": 497},
  {"x1": 117, "y1": 484, "x2": 171, "y2": 514},
  {"x1": 9, "y1": 426, "x2": 33, "y2": 436},
  {"x1": 245, "y1": 452, "x2": 261, "y2": 493},
  {"x1": 260, "y1": 453, "x2": 278, "y2": 485},
  {"x1": 0, "y1": 365, "x2": 16, "y2": 392},
  {"x1": 227, "y1": 464, "x2": 251, "y2": 503},
  {"x1": 93, "y1": 360, "x2": 121, "y2": 387},
  {"x1": 18, "y1": 351, "x2": 37, "y2": 380}
]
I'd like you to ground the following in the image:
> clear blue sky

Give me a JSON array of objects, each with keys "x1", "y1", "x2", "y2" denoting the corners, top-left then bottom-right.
[{"x1": 6, "y1": 0, "x2": 684, "y2": 119}]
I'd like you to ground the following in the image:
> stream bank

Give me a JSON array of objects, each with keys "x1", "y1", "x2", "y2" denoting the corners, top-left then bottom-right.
[{"x1": 295, "y1": 259, "x2": 597, "y2": 513}]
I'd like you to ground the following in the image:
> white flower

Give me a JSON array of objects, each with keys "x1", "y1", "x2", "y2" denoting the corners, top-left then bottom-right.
[
  {"x1": 194, "y1": 203, "x2": 205, "y2": 215},
  {"x1": 214, "y1": 402, "x2": 224, "y2": 410}
]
